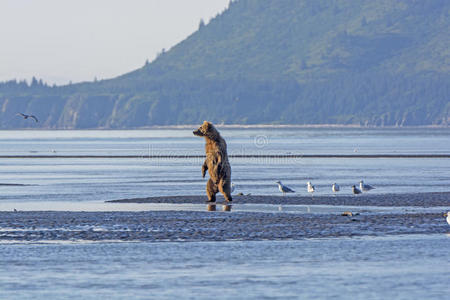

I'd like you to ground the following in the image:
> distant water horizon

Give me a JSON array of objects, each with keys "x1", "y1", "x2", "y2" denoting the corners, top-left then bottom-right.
[{"x1": 1, "y1": 124, "x2": 449, "y2": 130}]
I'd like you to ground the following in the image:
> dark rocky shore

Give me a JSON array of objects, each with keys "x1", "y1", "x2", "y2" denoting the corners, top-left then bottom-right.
[
  {"x1": 0, "y1": 192, "x2": 448, "y2": 243},
  {"x1": 107, "y1": 192, "x2": 450, "y2": 207}
]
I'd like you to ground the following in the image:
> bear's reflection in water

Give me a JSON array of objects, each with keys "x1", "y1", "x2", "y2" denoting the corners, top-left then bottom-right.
[{"x1": 206, "y1": 203, "x2": 232, "y2": 212}]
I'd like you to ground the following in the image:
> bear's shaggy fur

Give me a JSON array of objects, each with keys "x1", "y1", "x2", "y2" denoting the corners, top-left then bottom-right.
[{"x1": 193, "y1": 121, "x2": 232, "y2": 202}]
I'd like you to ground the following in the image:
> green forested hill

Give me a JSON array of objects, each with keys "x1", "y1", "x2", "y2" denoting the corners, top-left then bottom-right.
[{"x1": 1, "y1": 0, "x2": 449, "y2": 128}]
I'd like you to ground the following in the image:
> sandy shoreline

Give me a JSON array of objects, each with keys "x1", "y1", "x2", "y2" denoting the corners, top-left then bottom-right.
[{"x1": 106, "y1": 192, "x2": 450, "y2": 207}]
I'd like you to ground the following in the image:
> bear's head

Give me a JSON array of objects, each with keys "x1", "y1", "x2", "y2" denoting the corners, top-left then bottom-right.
[{"x1": 193, "y1": 121, "x2": 220, "y2": 139}]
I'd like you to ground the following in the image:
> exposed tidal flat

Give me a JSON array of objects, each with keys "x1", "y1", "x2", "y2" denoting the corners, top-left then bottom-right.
[
  {"x1": 0, "y1": 210, "x2": 447, "y2": 243},
  {"x1": 0, "y1": 192, "x2": 448, "y2": 243},
  {"x1": 109, "y1": 192, "x2": 450, "y2": 207}
]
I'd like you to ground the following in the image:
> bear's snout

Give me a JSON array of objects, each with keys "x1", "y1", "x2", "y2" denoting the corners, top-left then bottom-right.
[{"x1": 193, "y1": 129, "x2": 203, "y2": 136}]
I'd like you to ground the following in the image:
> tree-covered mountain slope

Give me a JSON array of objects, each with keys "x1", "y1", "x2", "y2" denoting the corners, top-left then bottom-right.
[{"x1": 1, "y1": 0, "x2": 449, "y2": 128}]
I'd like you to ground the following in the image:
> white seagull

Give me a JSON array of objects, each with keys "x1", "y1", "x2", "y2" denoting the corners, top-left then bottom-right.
[
  {"x1": 444, "y1": 212, "x2": 450, "y2": 225},
  {"x1": 352, "y1": 185, "x2": 362, "y2": 195},
  {"x1": 332, "y1": 183, "x2": 340, "y2": 193},
  {"x1": 360, "y1": 180, "x2": 375, "y2": 192},
  {"x1": 307, "y1": 181, "x2": 315, "y2": 195},
  {"x1": 276, "y1": 181, "x2": 295, "y2": 196}
]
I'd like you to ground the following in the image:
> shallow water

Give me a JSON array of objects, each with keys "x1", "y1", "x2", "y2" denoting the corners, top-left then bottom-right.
[
  {"x1": 1, "y1": 235, "x2": 449, "y2": 299},
  {"x1": 0, "y1": 200, "x2": 448, "y2": 214},
  {"x1": 0, "y1": 128, "x2": 449, "y2": 203}
]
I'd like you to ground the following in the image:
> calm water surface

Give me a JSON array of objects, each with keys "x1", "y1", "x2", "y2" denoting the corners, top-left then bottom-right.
[
  {"x1": 1, "y1": 235, "x2": 449, "y2": 299},
  {"x1": 0, "y1": 128, "x2": 449, "y2": 203}
]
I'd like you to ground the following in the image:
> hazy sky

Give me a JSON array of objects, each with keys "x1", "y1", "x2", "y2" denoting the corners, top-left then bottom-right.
[{"x1": 0, "y1": 0, "x2": 229, "y2": 85}]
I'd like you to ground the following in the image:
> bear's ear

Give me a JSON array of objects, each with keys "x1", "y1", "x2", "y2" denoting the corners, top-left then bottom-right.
[{"x1": 203, "y1": 121, "x2": 212, "y2": 129}]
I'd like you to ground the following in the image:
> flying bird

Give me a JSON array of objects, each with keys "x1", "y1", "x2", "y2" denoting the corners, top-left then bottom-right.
[
  {"x1": 16, "y1": 113, "x2": 38, "y2": 122},
  {"x1": 359, "y1": 180, "x2": 375, "y2": 192},
  {"x1": 276, "y1": 181, "x2": 295, "y2": 196},
  {"x1": 352, "y1": 185, "x2": 362, "y2": 195},
  {"x1": 332, "y1": 183, "x2": 340, "y2": 193}
]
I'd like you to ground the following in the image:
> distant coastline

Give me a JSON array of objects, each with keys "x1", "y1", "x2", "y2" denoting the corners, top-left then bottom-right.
[
  {"x1": 0, "y1": 124, "x2": 448, "y2": 131},
  {"x1": 146, "y1": 124, "x2": 450, "y2": 130}
]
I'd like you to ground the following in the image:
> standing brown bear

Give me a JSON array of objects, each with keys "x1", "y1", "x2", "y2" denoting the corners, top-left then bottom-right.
[{"x1": 193, "y1": 121, "x2": 232, "y2": 203}]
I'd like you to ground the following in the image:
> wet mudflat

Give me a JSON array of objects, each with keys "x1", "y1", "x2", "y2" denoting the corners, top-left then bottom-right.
[
  {"x1": 1, "y1": 192, "x2": 448, "y2": 243},
  {"x1": 109, "y1": 191, "x2": 450, "y2": 207},
  {"x1": 0, "y1": 210, "x2": 446, "y2": 243}
]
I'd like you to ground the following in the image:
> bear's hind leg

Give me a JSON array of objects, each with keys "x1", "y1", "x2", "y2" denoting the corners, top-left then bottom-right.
[
  {"x1": 219, "y1": 180, "x2": 233, "y2": 202},
  {"x1": 206, "y1": 178, "x2": 218, "y2": 202}
]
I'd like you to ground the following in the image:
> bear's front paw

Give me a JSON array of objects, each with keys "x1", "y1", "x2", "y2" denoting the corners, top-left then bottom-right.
[{"x1": 201, "y1": 165, "x2": 207, "y2": 177}]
